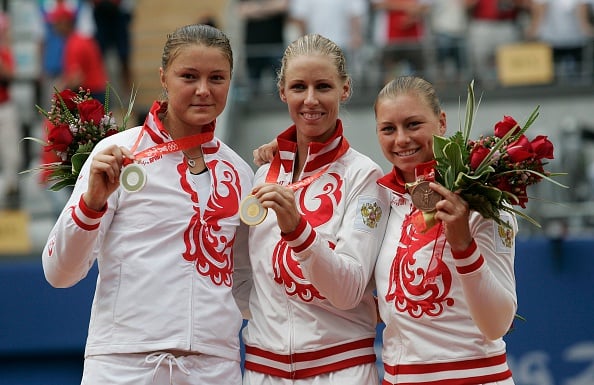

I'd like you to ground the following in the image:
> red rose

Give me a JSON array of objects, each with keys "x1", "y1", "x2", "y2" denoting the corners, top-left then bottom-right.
[
  {"x1": 496, "y1": 178, "x2": 528, "y2": 207},
  {"x1": 531, "y1": 135, "x2": 554, "y2": 159},
  {"x1": 506, "y1": 135, "x2": 534, "y2": 163},
  {"x1": 494, "y1": 116, "x2": 520, "y2": 138},
  {"x1": 469, "y1": 146, "x2": 490, "y2": 170},
  {"x1": 54, "y1": 89, "x2": 78, "y2": 110},
  {"x1": 105, "y1": 128, "x2": 119, "y2": 137},
  {"x1": 77, "y1": 99, "x2": 105, "y2": 124},
  {"x1": 45, "y1": 122, "x2": 74, "y2": 152},
  {"x1": 494, "y1": 177, "x2": 514, "y2": 195}
]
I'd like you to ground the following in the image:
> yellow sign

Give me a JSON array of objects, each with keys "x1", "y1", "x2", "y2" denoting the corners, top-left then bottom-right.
[
  {"x1": 496, "y1": 42, "x2": 554, "y2": 86},
  {"x1": 0, "y1": 210, "x2": 31, "y2": 255}
]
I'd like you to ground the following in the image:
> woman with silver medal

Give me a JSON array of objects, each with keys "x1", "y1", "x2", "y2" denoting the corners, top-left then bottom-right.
[{"x1": 40, "y1": 24, "x2": 254, "y2": 385}]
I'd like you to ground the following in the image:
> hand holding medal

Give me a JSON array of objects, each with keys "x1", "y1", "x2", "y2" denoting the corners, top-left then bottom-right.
[
  {"x1": 117, "y1": 128, "x2": 215, "y2": 194},
  {"x1": 240, "y1": 183, "x2": 304, "y2": 231},
  {"x1": 241, "y1": 139, "x2": 349, "y2": 226}
]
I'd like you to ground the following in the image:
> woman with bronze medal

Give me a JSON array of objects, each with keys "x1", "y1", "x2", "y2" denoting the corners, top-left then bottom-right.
[
  {"x1": 41, "y1": 24, "x2": 253, "y2": 385},
  {"x1": 374, "y1": 76, "x2": 518, "y2": 385},
  {"x1": 240, "y1": 34, "x2": 389, "y2": 385}
]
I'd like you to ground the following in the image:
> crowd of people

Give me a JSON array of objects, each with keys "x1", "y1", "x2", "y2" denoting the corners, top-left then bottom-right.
[
  {"x1": 0, "y1": 0, "x2": 134, "y2": 211},
  {"x1": 1, "y1": 0, "x2": 593, "y2": 211},
  {"x1": 239, "y1": 0, "x2": 594, "y2": 92}
]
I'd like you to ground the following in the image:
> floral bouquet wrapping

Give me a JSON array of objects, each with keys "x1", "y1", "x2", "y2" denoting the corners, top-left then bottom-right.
[
  {"x1": 24, "y1": 85, "x2": 136, "y2": 191},
  {"x1": 428, "y1": 81, "x2": 566, "y2": 228}
]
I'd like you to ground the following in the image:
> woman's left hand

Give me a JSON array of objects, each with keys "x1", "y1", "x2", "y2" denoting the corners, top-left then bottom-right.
[
  {"x1": 429, "y1": 182, "x2": 473, "y2": 252},
  {"x1": 252, "y1": 139, "x2": 278, "y2": 166}
]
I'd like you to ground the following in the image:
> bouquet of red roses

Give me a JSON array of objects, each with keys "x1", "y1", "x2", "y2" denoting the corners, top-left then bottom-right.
[
  {"x1": 25, "y1": 85, "x2": 136, "y2": 191},
  {"x1": 432, "y1": 81, "x2": 566, "y2": 227}
]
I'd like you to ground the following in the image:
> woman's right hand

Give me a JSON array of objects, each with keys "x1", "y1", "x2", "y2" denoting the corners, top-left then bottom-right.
[
  {"x1": 83, "y1": 145, "x2": 133, "y2": 211},
  {"x1": 251, "y1": 183, "x2": 301, "y2": 234},
  {"x1": 253, "y1": 139, "x2": 278, "y2": 166}
]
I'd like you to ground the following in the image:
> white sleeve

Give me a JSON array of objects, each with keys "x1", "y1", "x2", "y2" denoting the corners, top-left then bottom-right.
[
  {"x1": 41, "y1": 143, "x2": 116, "y2": 288},
  {"x1": 284, "y1": 163, "x2": 390, "y2": 310},
  {"x1": 453, "y1": 212, "x2": 518, "y2": 340}
]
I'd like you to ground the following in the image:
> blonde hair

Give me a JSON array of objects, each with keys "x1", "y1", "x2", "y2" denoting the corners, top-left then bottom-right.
[
  {"x1": 277, "y1": 34, "x2": 350, "y2": 91},
  {"x1": 374, "y1": 76, "x2": 442, "y2": 117}
]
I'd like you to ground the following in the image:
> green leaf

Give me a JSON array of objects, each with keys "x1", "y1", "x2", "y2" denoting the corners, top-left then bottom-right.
[
  {"x1": 49, "y1": 177, "x2": 77, "y2": 191},
  {"x1": 463, "y1": 80, "x2": 475, "y2": 143},
  {"x1": 71, "y1": 152, "x2": 90, "y2": 175},
  {"x1": 454, "y1": 170, "x2": 491, "y2": 191},
  {"x1": 21, "y1": 136, "x2": 49, "y2": 147},
  {"x1": 433, "y1": 135, "x2": 449, "y2": 159},
  {"x1": 35, "y1": 105, "x2": 51, "y2": 119},
  {"x1": 501, "y1": 205, "x2": 542, "y2": 228},
  {"x1": 441, "y1": 141, "x2": 469, "y2": 191},
  {"x1": 509, "y1": 105, "x2": 540, "y2": 142},
  {"x1": 108, "y1": 81, "x2": 138, "y2": 130}
]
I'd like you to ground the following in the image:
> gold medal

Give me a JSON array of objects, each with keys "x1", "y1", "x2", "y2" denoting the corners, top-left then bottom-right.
[
  {"x1": 120, "y1": 163, "x2": 147, "y2": 193},
  {"x1": 240, "y1": 195, "x2": 267, "y2": 226},
  {"x1": 410, "y1": 180, "x2": 442, "y2": 212}
]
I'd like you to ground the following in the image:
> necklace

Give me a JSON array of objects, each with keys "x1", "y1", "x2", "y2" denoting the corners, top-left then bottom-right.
[{"x1": 183, "y1": 152, "x2": 203, "y2": 168}]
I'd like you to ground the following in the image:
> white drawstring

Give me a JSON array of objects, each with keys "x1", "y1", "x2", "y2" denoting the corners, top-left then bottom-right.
[{"x1": 145, "y1": 352, "x2": 191, "y2": 385}]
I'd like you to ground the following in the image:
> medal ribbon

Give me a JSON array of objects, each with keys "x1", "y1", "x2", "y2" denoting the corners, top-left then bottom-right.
[
  {"x1": 403, "y1": 162, "x2": 446, "y2": 285},
  {"x1": 424, "y1": 223, "x2": 446, "y2": 286},
  {"x1": 405, "y1": 161, "x2": 437, "y2": 192},
  {"x1": 123, "y1": 126, "x2": 214, "y2": 166},
  {"x1": 264, "y1": 139, "x2": 349, "y2": 191}
]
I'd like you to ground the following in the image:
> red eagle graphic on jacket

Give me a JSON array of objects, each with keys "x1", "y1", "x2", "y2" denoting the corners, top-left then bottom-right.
[
  {"x1": 385, "y1": 211, "x2": 453, "y2": 317},
  {"x1": 181, "y1": 159, "x2": 241, "y2": 287},
  {"x1": 272, "y1": 173, "x2": 343, "y2": 301}
]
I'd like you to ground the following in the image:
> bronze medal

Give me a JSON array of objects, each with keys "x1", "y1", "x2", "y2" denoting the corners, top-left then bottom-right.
[{"x1": 410, "y1": 180, "x2": 442, "y2": 212}]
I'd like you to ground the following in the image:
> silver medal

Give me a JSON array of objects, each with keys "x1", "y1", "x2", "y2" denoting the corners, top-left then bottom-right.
[{"x1": 120, "y1": 163, "x2": 147, "y2": 193}]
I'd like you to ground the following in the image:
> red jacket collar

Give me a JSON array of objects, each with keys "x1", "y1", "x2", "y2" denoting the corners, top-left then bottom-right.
[
  {"x1": 377, "y1": 160, "x2": 437, "y2": 194},
  {"x1": 275, "y1": 119, "x2": 350, "y2": 175}
]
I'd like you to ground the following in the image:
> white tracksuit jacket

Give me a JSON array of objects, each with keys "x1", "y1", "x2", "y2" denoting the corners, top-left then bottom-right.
[
  {"x1": 42, "y1": 101, "x2": 254, "y2": 361},
  {"x1": 375, "y1": 167, "x2": 518, "y2": 385},
  {"x1": 241, "y1": 121, "x2": 390, "y2": 382}
]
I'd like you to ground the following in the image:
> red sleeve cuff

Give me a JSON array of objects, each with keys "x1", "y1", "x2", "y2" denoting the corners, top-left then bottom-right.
[
  {"x1": 281, "y1": 216, "x2": 307, "y2": 241},
  {"x1": 281, "y1": 216, "x2": 316, "y2": 254},
  {"x1": 79, "y1": 195, "x2": 107, "y2": 218},
  {"x1": 451, "y1": 239, "x2": 477, "y2": 260},
  {"x1": 452, "y1": 239, "x2": 485, "y2": 274}
]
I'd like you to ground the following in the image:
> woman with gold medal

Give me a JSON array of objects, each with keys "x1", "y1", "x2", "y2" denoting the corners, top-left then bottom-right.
[{"x1": 240, "y1": 34, "x2": 389, "y2": 385}]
